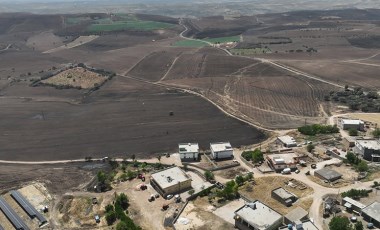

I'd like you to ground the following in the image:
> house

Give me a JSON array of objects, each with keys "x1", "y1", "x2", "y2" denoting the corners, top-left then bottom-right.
[
  {"x1": 210, "y1": 142, "x2": 233, "y2": 160},
  {"x1": 277, "y1": 135, "x2": 297, "y2": 148},
  {"x1": 284, "y1": 207, "x2": 309, "y2": 225},
  {"x1": 343, "y1": 136, "x2": 356, "y2": 149},
  {"x1": 354, "y1": 139, "x2": 380, "y2": 162},
  {"x1": 150, "y1": 167, "x2": 192, "y2": 197},
  {"x1": 178, "y1": 143, "x2": 199, "y2": 161},
  {"x1": 338, "y1": 119, "x2": 364, "y2": 131},
  {"x1": 314, "y1": 168, "x2": 342, "y2": 182},
  {"x1": 361, "y1": 202, "x2": 380, "y2": 228},
  {"x1": 266, "y1": 153, "x2": 301, "y2": 172},
  {"x1": 342, "y1": 197, "x2": 366, "y2": 214},
  {"x1": 234, "y1": 200, "x2": 283, "y2": 230},
  {"x1": 271, "y1": 187, "x2": 298, "y2": 207}
]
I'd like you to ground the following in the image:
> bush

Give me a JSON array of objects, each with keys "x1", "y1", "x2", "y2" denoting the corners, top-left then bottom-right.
[
  {"x1": 357, "y1": 161, "x2": 369, "y2": 172},
  {"x1": 349, "y1": 128, "x2": 358, "y2": 136},
  {"x1": 105, "y1": 210, "x2": 117, "y2": 225},
  {"x1": 372, "y1": 128, "x2": 380, "y2": 138},
  {"x1": 298, "y1": 124, "x2": 339, "y2": 136},
  {"x1": 252, "y1": 149, "x2": 264, "y2": 163},
  {"x1": 204, "y1": 171, "x2": 214, "y2": 181},
  {"x1": 341, "y1": 189, "x2": 370, "y2": 199},
  {"x1": 105, "y1": 204, "x2": 114, "y2": 213},
  {"x1": 329, "y1": 216, "x2": 352, "y2": 230},
  {"x1": 307, "y1": 144, "x2": 315, "y2": 153}
]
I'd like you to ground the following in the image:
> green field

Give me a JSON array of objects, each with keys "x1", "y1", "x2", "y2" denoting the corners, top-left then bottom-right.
[
  {"x1": 173, "y1": 40, "x2": 209, "y2": 47},
  {"x1": 87, "y1": 20, "x2": 174, "y2": 32},
  {"x1": 65, "y1": 17, "x2": 89, "y2": 25},
  {"x1": 203, "y1": 35, "x2": 241, "y2": 44},
  {"x1": 230, "y1": 48, "x2": 271, "y2": 55}
]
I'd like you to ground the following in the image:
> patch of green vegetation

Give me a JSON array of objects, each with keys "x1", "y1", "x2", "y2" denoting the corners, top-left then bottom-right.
[
  {"x1": 298, "y1": 124, "x2": 339, "y2": 136},
  {"x1": 65, "y1": 17, "x2": 89, "y2": 25},
  {"x1": 230, "y1": 48, "x2": 271, "y2": 55},
  {"x1": 241, "y1": 149, "x2": 263, "y2": 163},
  {"x1": 203, "y1": 35, "x2": 240, "y2": 44},
  {"x1": 173, "y1": 39, "x2": 209, "y2": 47},
  {"x1": 87, "y1": 20, "x2": 174, "y2": 32},
  {"x1": 341, "y1": 189, "x2": 370, "y2": 199}
]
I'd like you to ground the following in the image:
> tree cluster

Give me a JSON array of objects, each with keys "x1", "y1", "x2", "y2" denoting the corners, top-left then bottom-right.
[
  {"x1": 105, "y1": 193, "x2": 141, "y2": 229},
  {"x1": 329, "y1": 216, "x2": 363, "y2": 230},
  {"x1": 345, "y1": 152, "x2": 369, "y2": 172},
  {"x1": 298, "y1": 124, "x2": 339, "y2": 136},
  {"x1": 341, "y1": 189, "x2": 370, "y2": 199},
  {"x1": 241, "y1": 149, "x2": 264, "y2": 163}
]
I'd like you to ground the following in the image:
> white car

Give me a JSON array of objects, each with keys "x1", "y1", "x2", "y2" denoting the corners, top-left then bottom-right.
[{"x1": 166, "y1": 194, "x2": 173, "y2": 200}]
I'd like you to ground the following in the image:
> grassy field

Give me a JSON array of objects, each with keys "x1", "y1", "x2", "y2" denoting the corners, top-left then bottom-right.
[
  {"x1": 65, "y1": 17, "x2": 89, "y2": 25},
  {"x1": 87, "y1": 20, "x2": 174, "y2": 32},
  {"x1": 173, "y1": 39, "x2": 209, "y2": 47},
  {"x1": 230, "y1": 48, "x2": 271, "y2": 55},
  {"x1": 203, "y1": 35, "x2": 240, "y2": 44}
]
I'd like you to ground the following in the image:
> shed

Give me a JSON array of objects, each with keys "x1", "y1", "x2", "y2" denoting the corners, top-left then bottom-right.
[
  {"x1": 314, "y1": 168, "x2": 342, "y2": 182},
  {"x1": 284, "y1": 207, "x2": 309, "y2": 224}
]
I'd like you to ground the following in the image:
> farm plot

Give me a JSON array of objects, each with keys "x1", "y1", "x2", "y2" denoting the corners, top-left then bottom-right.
[
  {"x1": 128, "y1": 50, "x2": 183, "y2": 82},
  {"x1": 0, "y1": 76, "x2": 265, "y2": 161},
  {"x1": 163, "y1": 53, "x2": 206, "y2": 80},
  {"x1": 41, "y1": 67, "x2": 107, "y2": 89}
]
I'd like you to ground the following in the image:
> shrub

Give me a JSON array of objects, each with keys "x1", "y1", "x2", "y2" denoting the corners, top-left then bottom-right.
[
  {"x1": 204, "y1": 171, "x2": 214, "y2": 181},
  {"x1": 349, "y1": 128, "x2": 358, "y2": 136},
  {"x1": 105, "y1": 210, "x2": 117, "y2": 225}
]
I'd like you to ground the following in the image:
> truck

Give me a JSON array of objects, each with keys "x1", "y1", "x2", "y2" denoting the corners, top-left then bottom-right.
[{"x1": 281, "y1": 168, "x2": 291, "y2": 174}]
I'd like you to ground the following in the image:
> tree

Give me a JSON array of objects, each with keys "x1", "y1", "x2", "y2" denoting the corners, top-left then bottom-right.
[
  {"x1": 346, "y1": 152, "x2": 356, "y2": 164},
  {"x1": 157, "y1": 155, "x2": 161, "y2": 162},
  {"x1": 97, "y1": 171, "x2": 107, "y2": 184},
  {"x1": 349, "y1": 128, "x2": 358, "y2": 136},
  {"x1": 116, "y1": 193, "x2": 129, "y2": 210},
  {"x1": 245, "y1": 172, "x2": 253, "y2": 181},
  {"x1": 372, "y1": 128, "x2": 380, "y2": 138},
  {"x1": 116, "y1": 221, "x2": 128, "y2": 230},
  {"x1": 355, "y1": 221, "x2": 364, "y2": 230},
  {"x1": 307, "y1": 144, "x2": 315, "y2": 153},
  {"x1": 105, "y1": 204, "x2": 114, "y2": 213},
  {"x1": 235, "y1": 175, "x2": 245, "y2": 186},
  {"x1": 204, "y1": 171, "x2": 214, "y2": 181},
  {"x1": 329, "y1": 216, "x2": 352, "y2": 230},
  {"x1": 105, "y1": 210, "x2": 117, "y2": 225},
  {"x1": 131, "y1": 154, "x2": 136, "y2": 161},
  {"x1": 357, "y1": 161, "x2": 369, "y2": 172},
  {"x1": 252, "y1": 149, "x2": 264, "y2": 163}
]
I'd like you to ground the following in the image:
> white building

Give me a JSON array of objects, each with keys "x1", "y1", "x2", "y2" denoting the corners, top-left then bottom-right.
[
  {"x1": 210, "y1": 142, "x2": 233, "y2": 160},
  {"x1": 338, "y1": 119, "x2": 364, "y2": 131},
  {"x1": 178, "y1": 143, "x2": 199, "y2": 161},
  {"x1": 277, "y1": 135, "x2": 297, "y2": 148}
]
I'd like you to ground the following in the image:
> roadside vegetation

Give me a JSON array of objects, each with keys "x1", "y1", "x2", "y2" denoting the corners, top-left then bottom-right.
[{"x1": 298, "y1": 124, "x2": 339, "y2": 136}]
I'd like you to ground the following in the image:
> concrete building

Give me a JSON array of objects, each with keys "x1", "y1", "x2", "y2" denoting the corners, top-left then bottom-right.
[
  {"x1": 314, "y1": 168, "x2": 342, "y2": 182},
  {"x1": 271, "y1": 187, "x2": 298, "y2": 207},
  {"x1": 234, "y1": 200, "x2": 283, "y2": 230},
  {"x1": 150, "y1": 167, "x2": 192, "y2": 197},
  {"x1": 284, "y1": 207, "x2": 309, "y2": 225},
  {"x1": 279, "y1": 220, "x2": 319, "y2": 230},
  {"x1": 266, "y1": 153, "x2": 301, "y2": 172},
  {"x1": 343, "y1": 136, "x2": 356, "y2": 149},
  {"x1": 178, "y1": 143, "x2": 199, "y2": 161},
  {"x1": 342, "y1": 197, "x2": 366, "y2": 213},
  {"x1": 277, "y1": 135, "x2": 297, "y2": 148},
  {"x1": 210, "y1": 142, "x2": 233, "y2": 160},
  {"x1": 354, "y1": 139, "x2": 380, "y2": 162},
  {"x1": 338, "y1": 119, "x2": 364, "y2": 131},
  {"x1": 361, "y1": 202, "x2": 380, "y2": 228}
]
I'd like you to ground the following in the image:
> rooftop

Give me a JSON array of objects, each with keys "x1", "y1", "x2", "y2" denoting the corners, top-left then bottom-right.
[
  {"x1": 356, "y1": 139, "x2": 380, "y2": 150},
  {"x1": 267, "y1": 152, "x2": 299, "y2": 165},
  {"x1": 151, "y1": 167, "x2": 191, "y2": 189},
  {"x1": 314, "y1": 168, "x2": 342, "y2": 181},
  {"x1": 362, "y1": 202, "x2": 380, "y2": 223},
  {"x1": 341, "y1": 119, "x2": 364, "y2": 125},
  {"x1": 210, "y1": 142, "x2": 232, "y2": 152},
  {"x1": 285, "y1": 207, "x2": 308, "y2": 223},
  {"x1": 273, "y1": 187, "x2": 296, "y2": 200},
  {"x1": 234, "y1": 200, "x2": 282, "y2": 229},
  {"x1": 279, "y1": 220, "x2": 319, "y2": 230},
  {"x1": 278, "y1": 135, "x2": 297, "y2": 145},
  {"x1": 343, "y1": 197, "x2": 366, "y2": 209},
  {"x1": 178, "y1": 143, "x2": 199, "y2": 153}
]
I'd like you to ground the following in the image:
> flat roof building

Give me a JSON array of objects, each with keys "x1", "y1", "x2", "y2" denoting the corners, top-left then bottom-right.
[
  {"x1": 178, "y1": 143, "x2": 199, "y2": 161},
  {"x1": 342, "y1": 197, "x2": 366, "y2": 213},
  {"x1": 354, "y1": 139, "x2": 380, "y2": 162},
  {"x1": 279, "y1": 220, "x2": 319, "y2": 230},
  {"x1": 277, "y1": 135, "x2": 297, "y2": 148},
  {"x1": 234, "y1": 200, "x2": 283, "y2": 230},
  {"x1": 210, "y1": 142, "x2": 233, "y2": 160},
  {"x1": 150, "y1": 167, "x2": 192, "y2": 197},
  {"x1": 361, "y1": 202, "x2": 380, "y2": 228},
  {"x1": 266, "y1": 153, "x2": 301, "y2": 172},
  {"x1": 338, "y1": 119, "x2": 364, "y2": 131},
  {"x1": 314, "y1": 168, "x2": 342, "y2": 182},
  {"x1": 271, "y1": 187, "x2": 298, "y2": 207},
  {"x1": 284, "y1": 207, "x2": 309, "y2": 225}
]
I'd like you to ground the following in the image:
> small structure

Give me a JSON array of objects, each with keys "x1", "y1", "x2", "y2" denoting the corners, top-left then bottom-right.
[
  {"x1": 361, "y1": 202, "x2": 380, "y2": 228},
  {"x1": 343, "y1": 136, "x2": 356, "y2": 149},
  {"x1": 266, "y1": 153, "x2": 301, "y2": 172},
  {"x1": 178, "y1": 143, "x2": 199, "y2": 161},
  {"x1": 271, "y1": 187, "x2": 298, "y2": 207},
  {"x1": 279, "y1": 220, "x2": 319, "y2": 230},
  {"x1": 234, "y1": 200, "x2": 283, "y2": 230},
  {"x1": 150, "y1": 167, "x2": 192, "y2": 197},
  {"x1": 314, "y1": 168, "x2": 342, "y2": 182},
  {"x1": 284, "y1": 207, "x2": 309, "y2": 225},
  {"x1": 210, "y1": 142, "x2": 233, "y2": 160},
  {"x1": 354, "y1": 139, "x2": 380, "y2": 162},
  {"x1": 342, "y1": 197, "x2": 366, "y2": 213},
  {"x1": 277, "y1": 135, "x2": 297, "y2": 148},
  {"x1": 338, "y1": 119, "x2": 364, "y2": 131}
]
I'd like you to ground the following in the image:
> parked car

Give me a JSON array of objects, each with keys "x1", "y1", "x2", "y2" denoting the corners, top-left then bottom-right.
[
  {"x1": 166, "y1": 194, "x2": 173, "y2": 200},
  {"x1": 295, "y1": 170, "x2": 300, "y2": 174},
  {"x1": 281, "y1": 168, "x2": 291, "y2": 174},
  {"x1": 311, "y1": 164, "x2": 317, "y2": 169}
]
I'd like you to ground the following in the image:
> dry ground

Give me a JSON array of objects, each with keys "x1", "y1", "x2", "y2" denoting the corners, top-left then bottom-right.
[
  {"x1": 214, "y1": 167, "x2": 248, "y2": 180},
  {"x1": 349, "y1": 113, "x2": 380, "y2": 127},
  {"x1": 41, "y1": 67, "x2": 107, "y2": 89},
  {"x1": 239, "y1": 176, "x2": 314, "y2": 215}
]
